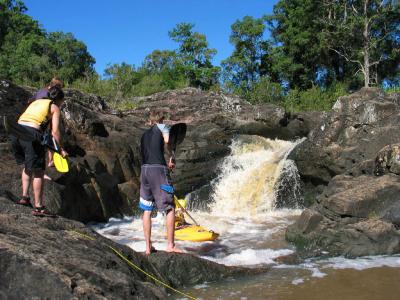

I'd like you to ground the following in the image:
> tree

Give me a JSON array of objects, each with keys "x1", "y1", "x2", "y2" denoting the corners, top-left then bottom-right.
[
  {"x1": 169, "y1": 23, "x2": 220, "y2": 89},
  {"x1": 267, "y1": 0, "x2": 333, "y2": 90},
  {"x1": 0, "y1": 0, "x2": 95, "y2": 85},
  {"x1": 142, "y1": 49, "x2": 178, "y2": 74},
  {"x1": 267, "y1": 0, "x2": 399, "y2": 89},
  {"x1": 247, "y1": 76, "x2": 284, "y2": 104},
  {"x1": 321, "y1": 0, "x2": 400, "y2": 87},
  {"x1": 0, "y1": 0, "x2": 27, "y2": 46},
  {"x1": 0, "y1": 0, "x2": 49, "y2": 82},
  {"x1": 221, "y1": 16, "x2": 271, "y2": 97},
  {"x1": 140, "y1": 49, "x2": 188, "y2": 90},
  {"x1": 104, "y1": 62, "x2": 142, "y2": 102},
  {"x1": 46, "y1": 32, "x2": 95, "y2": 83}
]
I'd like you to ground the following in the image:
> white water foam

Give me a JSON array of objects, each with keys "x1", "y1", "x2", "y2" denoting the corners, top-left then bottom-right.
[
  {"x1": 274, "y1": 255, "x2": 400, "y2": 279},
  {"x1": 92, "y1": 134, "x2": 400, "y2": 285},
  {"x1": 92, "y1": 136, "x2": 305, "y2": 264},
  {"x1": 90, "y1": 133, "x2": 400, "y2": 300},
  {"x1": 324, "y1": 255, "x2": 400, "y2": 270},
  {"x1": 209, "y1": 136, "x2": 304, "y2": 217},
  {"x1": 205, "y1": 248, "x2": 294, "y2": 266},
  {"x1": 292, "y1": 278, "x2": 305, "y2": 285}
]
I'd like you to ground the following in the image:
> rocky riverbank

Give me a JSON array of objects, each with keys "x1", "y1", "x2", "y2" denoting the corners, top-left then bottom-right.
[
  {"x1": 288, "y1": 88, "x2": 400, "y2": 258},
  {"x1": 4, "y1": 79, "x2": 400, "y2": 297},
  {"x1": 0, "y1": 79, "x2": 312, "y2": 299},
  {"x1": 0, "y1": 193, "x2": 262, "y2": 299}
]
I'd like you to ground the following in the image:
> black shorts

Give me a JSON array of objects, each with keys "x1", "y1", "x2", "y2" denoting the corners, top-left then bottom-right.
[{"x1": 10, "y1": 125, "x2": 46, "y2": 172}]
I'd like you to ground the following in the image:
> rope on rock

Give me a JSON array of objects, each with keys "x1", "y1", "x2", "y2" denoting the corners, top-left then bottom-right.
[{"x1": 70, "y1": 230, "x2": 196, "y2": 300}]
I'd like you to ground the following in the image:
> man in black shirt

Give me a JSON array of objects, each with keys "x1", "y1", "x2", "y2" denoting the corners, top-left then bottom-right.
[{"x1": 139, "y1": 110, "x2": 182, "y2": 255}]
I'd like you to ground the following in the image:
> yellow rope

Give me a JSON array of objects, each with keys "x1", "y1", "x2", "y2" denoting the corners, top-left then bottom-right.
[{"x1": 70, "y1": 230, "x2": 196, "y2": 300}]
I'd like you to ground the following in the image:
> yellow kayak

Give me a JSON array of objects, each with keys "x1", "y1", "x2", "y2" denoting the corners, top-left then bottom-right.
[
  {"x1": 173, "y1": 196, "x2": 219, "y2": 242},
  {"x1": 175, "y1": 224, "x2": 219, "y2": 242}
]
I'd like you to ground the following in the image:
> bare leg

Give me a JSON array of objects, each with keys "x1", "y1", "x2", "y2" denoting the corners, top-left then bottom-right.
[
  {"x1": 142, "y1": 211, "x2": 153, "y2": 255},
  {"x1": 32, "y1": 170, "x2": 44, "y2": 208},
  {"x1": 21, "y1": 168, "x2": 31, "y2": 198},
  {"x1": 44, "y1": 150, "x2": 54, "y2": 180},
  {"x1": 47, "y1": 150, "x2": 54, "y2": 167},
  {"x1": 166, "y1": 208, "x2": 183, "y2": 253}
]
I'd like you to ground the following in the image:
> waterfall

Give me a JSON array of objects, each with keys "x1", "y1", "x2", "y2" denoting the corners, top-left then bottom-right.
[{"x1": 209, "y1": 135, "x2": 304, "y2": 218}]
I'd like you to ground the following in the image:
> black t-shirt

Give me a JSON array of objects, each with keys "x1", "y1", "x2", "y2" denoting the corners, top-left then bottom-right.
[{"x1": 140, "y1": 125, "x2": 166, "y2": 165}]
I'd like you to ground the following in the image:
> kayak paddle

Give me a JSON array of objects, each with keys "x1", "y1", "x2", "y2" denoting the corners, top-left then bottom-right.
[
  {"x1": 52, "y1": 137, "x2": 69, "y2": 173},
  {"x1": 174, "y1": 195, "x2": 199, "y2": 226},
  {"x1": 168, "y1": 122, "x2": 187, "y2": 168}
]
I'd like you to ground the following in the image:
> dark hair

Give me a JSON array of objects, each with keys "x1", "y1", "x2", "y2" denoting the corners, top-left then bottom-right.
[
  {"x1": 48, "y1": 86, "x2": 64, "y2": 101},
  {"x1": 49, "y1": 77, "x2": 63, "y2": 88},
  {"x1": 149, "y1": 109, "x2": 165, "y2": 124}
]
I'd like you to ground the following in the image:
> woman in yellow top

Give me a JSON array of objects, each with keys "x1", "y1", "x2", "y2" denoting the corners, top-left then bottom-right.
[{"x1": 11, "y1": 86, "x2": 68, "y2": 217}]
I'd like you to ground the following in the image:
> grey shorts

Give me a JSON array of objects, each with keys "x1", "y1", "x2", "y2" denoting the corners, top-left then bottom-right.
[{"x1": 139, "y1": 164, "x2": 174, "y2": 212}]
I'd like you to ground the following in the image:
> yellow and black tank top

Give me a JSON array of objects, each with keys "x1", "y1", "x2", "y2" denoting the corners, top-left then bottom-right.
[{"x1": 18, "y1": 99, "x2": 53, "y2": 128}]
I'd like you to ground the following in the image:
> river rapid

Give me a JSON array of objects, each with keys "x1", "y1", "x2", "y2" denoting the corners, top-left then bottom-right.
[{"x1": 93, "y1": 136, "x2": 400, "y2": 300}]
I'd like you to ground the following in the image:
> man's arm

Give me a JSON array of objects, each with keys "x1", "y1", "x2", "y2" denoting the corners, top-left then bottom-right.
[
  {"x1": 163, "y1": 133, "x2": 175, "y2": 169},
  {"x1": 50, "y1": 104, "x2": 67, "y2": 156}
]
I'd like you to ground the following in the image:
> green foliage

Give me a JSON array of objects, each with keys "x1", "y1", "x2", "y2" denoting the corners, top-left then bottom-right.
[
  {"x1": 284, "y1": 82, "x2": 348, "y2": 112},
  {"x1": 140, "y1": 49, "x2": 189, "y2": 91},
  {"x1": 169, "y1": 23, "x2": 220, "y2": 89},
  {"x1": 142, "y1": 50, "x2": 178, "y2": 74},
  {"x1": 384, "y1": 86, "x2": 400, "y2": 95},
  {"x1": 0, "y1": 0, "x2": 95, "y2": 85},
  {"x1": 70, "y1": 65, "x2": 189, "y2": 110},
  {"x1": 266, "y1": 0, "x2": 328, "y2": 89},
  {"x1": 266, "y1": 0, "x2": 400, "y2": 89},
  {"x1": 320, "y1": 0, "x2": 399, "y2": 88},
  {"x1": 47, "y1": 32, "x2": 95, "y2": 83},
  {"x1": 246, "y1": 76, "x2": 284, "y2": 105},
  {"x1": 0, "y1": 0, "x2": 28, "y2": 48},
  {"x1": 222, "y1": 16, "x2": 271, "y2": 95},
  {"x1": 104, "y1": 63, "x2": 142, "y2": 98},
  {"x1": 2, "y1": 0, "x2": 397, "y2": 114},
  {"x1": 131, "y1": 73, "x2": 188, "y2": 97},
  {"x1": 69, "y1": 73, "x2": 110, "y2": 96}
]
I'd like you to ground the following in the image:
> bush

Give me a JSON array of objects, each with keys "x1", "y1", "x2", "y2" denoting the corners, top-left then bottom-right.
[
  {"x1": 384, "y1": 86, "x2": 400, "y2": 94},
  {"x1": 70, "y1": 74, "x2": 110, "y2": 96},
  {"x1": 131, "y1": 73, "x2": 188, "y2": 97},
  {"x1": 283, "y1": 82, "x2": 348, "y2": 112},
  {"x1": 69, "y1": 71, "x2": 189, "y2": 110},
  {"x1": 247, "y1": 77, "x2": 284, "y2": 105}
]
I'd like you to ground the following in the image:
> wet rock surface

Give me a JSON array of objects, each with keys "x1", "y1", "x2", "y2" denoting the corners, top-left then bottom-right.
[
  {"x1": 0, "y1": 194, "x2": 257, "y2": 299},
  {"x1": 288, "y1": 88, "x2": 400, "y2": 257},
  {"x1": 291, "y1": 88, "x2": 400, "y2": 186}
]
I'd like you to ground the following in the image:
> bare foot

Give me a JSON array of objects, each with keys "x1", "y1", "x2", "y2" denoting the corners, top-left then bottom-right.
[
  {"x1": 44, "y1": 174, "x2": 52, "y2": 181},
  {"x1": 145, "y1": 246, "x2": 157, "y2": 256},
  {"x1": 166, "y1": 246, "x2": 184, "y2": 253}
]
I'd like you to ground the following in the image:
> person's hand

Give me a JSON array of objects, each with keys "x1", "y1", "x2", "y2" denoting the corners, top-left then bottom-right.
[
  {"x1": 60, "y1": 149, "x2": 69, "y2": 158},
  {"x1": 168, "y1": 157, "x2": 175, "y2": 170}
]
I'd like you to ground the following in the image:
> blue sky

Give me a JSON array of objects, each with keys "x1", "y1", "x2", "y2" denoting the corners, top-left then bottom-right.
[{"x1": 24, "y1": 0, "x2": 277, "y2": 75}]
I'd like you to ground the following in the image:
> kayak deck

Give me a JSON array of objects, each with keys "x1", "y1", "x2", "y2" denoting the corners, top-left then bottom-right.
[
  {"x1": 175, "y1": 224, "x2": 219, "y2": 242},
  {"x1": 173, "y1": 196, "x2": 219, "y2": 242}
]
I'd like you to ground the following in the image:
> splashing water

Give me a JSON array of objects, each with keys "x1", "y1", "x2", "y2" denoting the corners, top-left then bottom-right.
[
  {"x1": 93, "y1": 135, "x2": 305, "y2": 266},
  {"x1": 92, "y1": 135, "x2": 400, "y2": 300},
  {"x1": 209, "y1": 135, "x2": 305, "y2": 218}
]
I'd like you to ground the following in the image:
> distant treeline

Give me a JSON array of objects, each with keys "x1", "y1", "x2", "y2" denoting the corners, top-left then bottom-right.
[{"x1": 1, "y1": 0, "x2": 399, "y2": 111}]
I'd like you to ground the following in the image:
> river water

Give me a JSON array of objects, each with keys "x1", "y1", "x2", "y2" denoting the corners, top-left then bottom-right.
[{"x1": 93, "y1": 136, "x2": 400, "y2": 300}]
